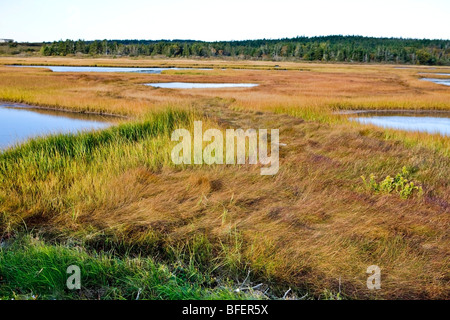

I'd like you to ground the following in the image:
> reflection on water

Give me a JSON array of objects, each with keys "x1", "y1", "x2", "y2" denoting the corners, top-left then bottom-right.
[
  {"x1": 0, "y1": 104, "x2": 111, "y2": 150},
  {"x1": 7, "y1": 65, "x2": 211, "y2": 74},
  {"x1": 145, "y1": 82, "x2": 259, "y2": 89},
  {"x1": 350, "y1": 111, "x2": 450, "y2": 136}
]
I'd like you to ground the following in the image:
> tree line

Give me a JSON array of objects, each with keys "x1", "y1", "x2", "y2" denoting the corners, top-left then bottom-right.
[{"x1": 39, "y1": 36, "x2": 450, "y2": 65}]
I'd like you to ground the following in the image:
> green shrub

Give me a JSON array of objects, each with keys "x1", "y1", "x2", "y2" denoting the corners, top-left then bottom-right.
[{"x1": 361, "y1": 166, "x2": 423, "y2": 199}]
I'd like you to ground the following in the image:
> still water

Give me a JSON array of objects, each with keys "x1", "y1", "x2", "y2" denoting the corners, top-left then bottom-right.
[
  {"x1": 0, "y1": 104, "x2": 111, "y2": 150},
  {"x1": 421, "y1": 78, "x2": 450, "y2": 86},
  {"x1": 7, "y1": 65, "x2": 210, "y2": 74},
  {"x1": 145, "y1": 82, "x2": 259, "y2": 89},
  {"x1": 350, "y1": 111, "x2": 450, "y2": 136}
]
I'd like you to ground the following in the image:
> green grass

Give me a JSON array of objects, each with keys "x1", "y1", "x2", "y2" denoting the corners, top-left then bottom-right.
[{"x1": 0, "y1": 235, "x2": 260, "y2": 300}]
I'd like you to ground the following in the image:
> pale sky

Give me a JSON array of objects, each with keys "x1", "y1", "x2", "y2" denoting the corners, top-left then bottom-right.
[{"x1": 1, "y1": 0, "x2": 449, "y2": 42}]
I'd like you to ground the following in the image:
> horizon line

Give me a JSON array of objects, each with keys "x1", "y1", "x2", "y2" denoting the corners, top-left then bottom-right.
[{"x1": 9, "y1": 34, "x2": 450, "y2": 44}]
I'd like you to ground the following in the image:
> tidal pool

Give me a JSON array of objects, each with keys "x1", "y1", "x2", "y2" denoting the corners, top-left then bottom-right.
[
  {"x1": 350, "y1": 111, "x2": 450, "y2": 136},
  {"x1": 419, "y1": 73, "x2": 450, "y2": 76},
  {"x1": 421, "y1": 78, "x2": 450, "y2": 86},
  {"x1": 0, "y1": 104, "x2": 111, "y2": 150},
  {"x1": 7, "y1": 65, "x2": 210, "y2": 74},
  {"x1": 145, "y1": 82, "x2": 259, "y2": 89}
]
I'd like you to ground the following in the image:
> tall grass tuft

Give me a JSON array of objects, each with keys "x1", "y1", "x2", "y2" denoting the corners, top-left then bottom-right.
[{"x1": 0, "y1": 235, "x2": 258, "y2": 300}]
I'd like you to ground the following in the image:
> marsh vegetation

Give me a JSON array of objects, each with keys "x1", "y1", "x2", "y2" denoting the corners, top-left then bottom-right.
[{"x1": 0, "y1": 57, "x2": 449, "y2": 300}]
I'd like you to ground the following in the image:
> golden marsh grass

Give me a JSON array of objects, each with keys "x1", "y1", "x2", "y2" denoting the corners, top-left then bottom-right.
[{"x1": 0, "y1": 57, "x2": 449, "y2": 299}]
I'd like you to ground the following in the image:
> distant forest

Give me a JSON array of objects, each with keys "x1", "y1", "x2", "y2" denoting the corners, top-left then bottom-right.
[{"x1": 37, "y1": 36, "x2": 450, "y2": 65}]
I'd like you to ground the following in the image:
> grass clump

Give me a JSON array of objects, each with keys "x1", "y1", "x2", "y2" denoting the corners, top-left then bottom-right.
[
  {"x1": 0, "y1": 235, "x2": 260, "y2": 300},
  {"x1": 361, "y1": 166, "x2": 423, "y2": 199}
]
